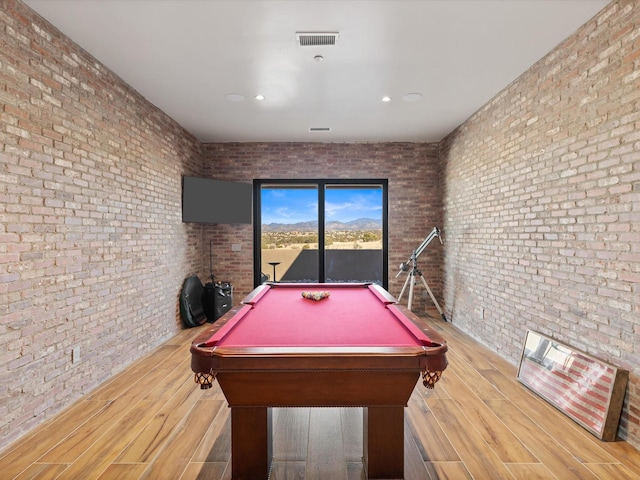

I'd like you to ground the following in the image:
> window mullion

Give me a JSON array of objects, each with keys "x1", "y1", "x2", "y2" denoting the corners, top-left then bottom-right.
[{"x1": 318, "y1": 183, "x2": 326, "y2": 283}]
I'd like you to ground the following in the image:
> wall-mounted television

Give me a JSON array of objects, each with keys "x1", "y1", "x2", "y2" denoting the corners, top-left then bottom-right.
[{"x1": 182, "y1": 176, "x2": 252, "y2": 224}]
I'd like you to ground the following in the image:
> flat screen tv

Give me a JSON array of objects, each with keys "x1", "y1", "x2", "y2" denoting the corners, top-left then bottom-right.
[{"x1": 182, "y1": 176, "x2": 252, "y2": 224}]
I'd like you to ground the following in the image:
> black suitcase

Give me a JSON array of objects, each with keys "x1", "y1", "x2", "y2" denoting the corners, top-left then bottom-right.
[
  {"x1": 202, "y1": 282, "x2": 217, "y2": 322},
  {"x1": 214, "y1": 282, "x2": 233, "y2": 320},
  {"x1": 203, "y1": 282, "x2": 233, "y2": 322}
]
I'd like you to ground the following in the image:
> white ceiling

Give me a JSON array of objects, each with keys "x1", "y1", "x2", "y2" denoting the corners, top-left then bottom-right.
[{"x1": 23, "y1": 0, "x2": 609, "y2": 143}]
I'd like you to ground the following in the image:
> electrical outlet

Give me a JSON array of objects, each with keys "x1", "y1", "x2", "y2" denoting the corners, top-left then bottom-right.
[
  {"x1": 231, "y1": 244, "x2": 241, "y2": 252},
  {"x1": 72, "y1": 347, "x2": 80, "y2": 364}
]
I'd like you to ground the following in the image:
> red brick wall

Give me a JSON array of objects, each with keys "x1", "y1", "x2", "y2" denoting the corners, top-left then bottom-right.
[
  {"x1": 0, "y1": 0, "x2": 203, "y2": 450},
  {"x1": 202, "y1": 143, "x2": 444, "y2": 307},
  {"x1": 440, "y1": 0, "x2": 640, "y2": 446}
]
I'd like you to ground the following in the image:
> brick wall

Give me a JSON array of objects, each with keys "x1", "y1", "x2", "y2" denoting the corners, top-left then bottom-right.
[
  {"x1": 202, "y1": 143, "x2": 444, "y2": 307},
  {"x1": 440, "y1": 0, "x2": 640, "y2": 446},
  {"x1": 5, "y1": 0, "x2": 635, "y2": 456},
  {"x1": 0, "y1": 0, "x2": 203, "y2": 450}
]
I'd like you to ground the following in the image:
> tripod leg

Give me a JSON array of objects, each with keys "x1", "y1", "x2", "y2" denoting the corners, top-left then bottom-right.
[
  {"x1": 407, "y1": 272, "x2": 416, "y2": 311},
  {"x1": 397, "y1": 271, "x2": 411, "y2": 302},
  {"x1": 418, "y1": 275, "x2": 447, "y2": 322}
]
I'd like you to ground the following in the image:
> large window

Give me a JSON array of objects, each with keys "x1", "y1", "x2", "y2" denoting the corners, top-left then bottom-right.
[{"x1": 254, "y1": 179, "x2": 388, "y2": 289}]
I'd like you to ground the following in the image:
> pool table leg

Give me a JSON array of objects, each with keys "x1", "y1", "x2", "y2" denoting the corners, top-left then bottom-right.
[
  {"x1": 364, "y1": 407, "x2": 404, "y2": 479},
  {"x1": 231, "y1": 407, "x2": 273, "y2": 480}
]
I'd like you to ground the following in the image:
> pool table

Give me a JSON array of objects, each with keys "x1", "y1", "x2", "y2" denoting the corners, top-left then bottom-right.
[{"x1": 191, "y1": 282, "x2": 448, "y2": 480}]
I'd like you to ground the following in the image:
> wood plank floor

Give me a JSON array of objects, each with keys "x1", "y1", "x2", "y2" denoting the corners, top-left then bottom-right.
[{"x1": 2, "y1": 310, "x2": 640, "y2": 479}]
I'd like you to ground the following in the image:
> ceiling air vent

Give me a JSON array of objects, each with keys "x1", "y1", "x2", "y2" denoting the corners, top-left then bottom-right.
[
  {"x1": 296, "y1": 32, "x2": 339, "y2": 47},
  {"x1": 309, "y1": 127, "x2": 331, "y2": 132}
]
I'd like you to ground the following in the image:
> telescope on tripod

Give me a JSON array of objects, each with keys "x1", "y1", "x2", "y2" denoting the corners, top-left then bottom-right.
[{"x1": 396, "y1": 227, "x2": 447, "y2": 321}]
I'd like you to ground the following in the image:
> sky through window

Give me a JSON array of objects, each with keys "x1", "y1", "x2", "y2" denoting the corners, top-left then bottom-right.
[{"x1": 261, "y1": 187, "x2": 382, "y2": 225}]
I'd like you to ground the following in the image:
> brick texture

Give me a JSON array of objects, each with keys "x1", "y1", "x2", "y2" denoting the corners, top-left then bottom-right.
[
  {"x1": 0, "y1": 0, "x2": 203, "y2": 450},
  {"x1": 4, "y1": 0, "x2": 640, "y2": 456},
  {"x1": 440, "y1": 0, "x2": 640, "y2": 446},
  {"x1": 201, "y1": 142, "x2": 444, "y2": 307}
]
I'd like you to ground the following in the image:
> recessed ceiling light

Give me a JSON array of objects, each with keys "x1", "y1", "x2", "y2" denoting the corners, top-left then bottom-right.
[
  {"x1": 382, "y1": 96, "x2": 391, "y2": 102},
  {"x1": 255, "y1": 94, "x2": 265, "y2": 100},
  {"x1": 224, "y1": 93, "x2": 245, "y2": 102},
  {"x1": 402, "y1": 93, "x2": 423, "y2": 102},
  {"x1": 314, "y1": 55, "x2": 324, "y2": 62}
]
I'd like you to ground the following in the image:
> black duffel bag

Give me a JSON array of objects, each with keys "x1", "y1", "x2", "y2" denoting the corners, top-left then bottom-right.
[{"x1": 179, "y1": 275, "x2": 207, "y2": 328}]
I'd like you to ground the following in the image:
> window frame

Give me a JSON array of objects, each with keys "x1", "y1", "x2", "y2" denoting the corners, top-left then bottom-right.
[{"x1": 253, "y1": 178, "x2": 389, "y2": 289}]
